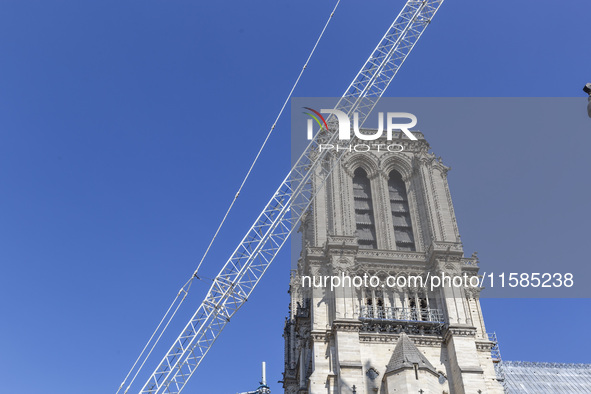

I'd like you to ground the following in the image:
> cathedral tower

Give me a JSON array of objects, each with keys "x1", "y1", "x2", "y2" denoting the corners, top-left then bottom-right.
[{"x1": 283, "y1": 130, "x2": 504, "y2": 394}]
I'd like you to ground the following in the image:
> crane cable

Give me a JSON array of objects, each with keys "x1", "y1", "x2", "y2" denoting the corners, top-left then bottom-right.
[
  {"x1": 118, "y1": 277, "x2": 193, "y2": 394},
  {"x1": 116, "y1": 2, "x2": 341, "y2": 392},
  {"x1": 192, "y1": 0, "x2": 342, "y2": 277}
]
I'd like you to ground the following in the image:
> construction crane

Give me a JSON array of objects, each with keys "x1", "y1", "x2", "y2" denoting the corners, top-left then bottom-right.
[
  {"x1": 120, "y1": 1, "x2": 445, "y2": 393},
  {"x1": 237, "y1": 362, "x2": 271, "y2": 394}
]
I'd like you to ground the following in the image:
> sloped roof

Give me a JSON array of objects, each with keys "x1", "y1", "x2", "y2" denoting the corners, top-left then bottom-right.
[
  {"x1": 503, "y1": 361, "x2": 591, "y2": 393},
  {"x1": 386, "y1": 333, "x2": 436, "y2": 374}
]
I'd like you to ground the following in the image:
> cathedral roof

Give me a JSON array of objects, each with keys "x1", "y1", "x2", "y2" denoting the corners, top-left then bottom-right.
[
  {"x1": 385, "y1": 333, "x2": 436, "y2": 374},
  {"x1": 503, "y1": 361, "x2": 591, "y2": 393}
]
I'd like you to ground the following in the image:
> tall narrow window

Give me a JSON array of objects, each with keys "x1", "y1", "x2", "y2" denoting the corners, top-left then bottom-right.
[
  {"x1": 366, "y1": 297, "x2": 374, "y2": 318},
  {"x1": 376, "y1": 291, "x2": 385, "y2": 319},
  {"x1": 419, "y1": 297, "x2": 428, "y2": 321},
  {"x1": 353, "y1": 168, "x2": 377, "y2": 249},
  {"x1": 388, "y1": 170, "x2": 416, "y2": 251}
]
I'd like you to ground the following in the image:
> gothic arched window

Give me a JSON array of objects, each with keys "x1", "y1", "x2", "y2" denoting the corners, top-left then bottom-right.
[
  {"x1": 353, "y1": 168, "x2": 377, "y2": 249},
  {"x1": 388, "y1": 170, "x2": 416, "y2": 251}
]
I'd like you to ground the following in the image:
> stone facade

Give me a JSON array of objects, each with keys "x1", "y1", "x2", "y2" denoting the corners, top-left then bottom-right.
[{"x1": 282, "y1": 131, "x2": 504, "y2": 394}]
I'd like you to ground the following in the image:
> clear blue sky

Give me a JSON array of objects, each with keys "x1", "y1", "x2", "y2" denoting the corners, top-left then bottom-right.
[{"x1": 0, "y1": 1, "x2": 590, "y2": 393}]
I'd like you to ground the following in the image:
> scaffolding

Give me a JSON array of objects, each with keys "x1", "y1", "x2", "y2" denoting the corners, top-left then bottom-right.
[{"x1": 488, "y1": 332, "x2": 508, "y2": 393}]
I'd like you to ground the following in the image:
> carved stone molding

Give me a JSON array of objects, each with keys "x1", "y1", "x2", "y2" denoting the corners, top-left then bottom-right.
[
  {"x1": 310, "y1": 330, "x2": 330, "y2": 342},
  {"x1": 332, "y1": 319, "x2": 362, "y2": 332},
  {"x1": 443, "y1": 326, "x2": 477, "y2": 342},
  {"x1": 412, "y1": 336, "x2": 444, "y2": 347},
  {"x1": 324, "y1": 235, "x2": 359, "y2": 258},
  {"x1": 464, "y1": 285, "x2": 483, "y2": 299},
  {"x1": 378, "y1": 153, "x2": 414, "y2": 181},
  {"x1": 345, "y1": 261, "x2": 431, "y2": 278},
  {"x1": 461, "y1": 257, "x2": 479, "y2": 267},
  {"x1": 359, "y1": 333, "x2": 443, "y2": 347},
  {"x1": 326, "y1": 235, "x2": 358, "y2": 246},
  {"x1": 341, "y1": 152, "x2": 379, "y2": 179},
  {"x1": 357, "y1": 249, "x2": 426, "y2": 261},
  {"x1": 475, "y1": 341, "x2": 494, "y2": 352},
  {"x1": 359, "y1": 335, "x2": 397, "y2": 343},
  {"x1": 427, "y1": 240, "x2": 464, "y2": 257}
]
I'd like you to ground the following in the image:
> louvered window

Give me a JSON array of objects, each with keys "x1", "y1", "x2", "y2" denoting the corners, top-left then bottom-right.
[
  {"x1": 389, "y1": 170, "x2": 415, "y2": 251},
  {"x1": 353, "y1": 168, "x2": 377, "y2": 249}
]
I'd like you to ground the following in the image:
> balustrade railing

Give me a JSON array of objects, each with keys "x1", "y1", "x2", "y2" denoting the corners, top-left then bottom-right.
[{"x1": 359, "y1": 306, "x2": 444, "y2": 323}]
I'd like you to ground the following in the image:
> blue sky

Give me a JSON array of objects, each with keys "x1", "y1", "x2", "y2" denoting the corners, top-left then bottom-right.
[{"x1": 1, "y1": 1, "x2": 590, "y2": 393}]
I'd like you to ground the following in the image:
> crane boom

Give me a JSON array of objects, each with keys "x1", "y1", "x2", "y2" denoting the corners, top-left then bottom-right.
[{"x1": 139, "y1": 1, "x2": 444, "y2": 392}]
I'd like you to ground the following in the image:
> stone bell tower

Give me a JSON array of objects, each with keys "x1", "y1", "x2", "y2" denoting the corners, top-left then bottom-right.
[{"x1": 282, "y1": 130, "x2": 504, "y2": 394}]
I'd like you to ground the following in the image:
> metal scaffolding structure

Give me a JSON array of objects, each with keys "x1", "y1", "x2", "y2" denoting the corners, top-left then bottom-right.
[{"x1": 488, "y1": 332, "x2": 508, "y2": 392}]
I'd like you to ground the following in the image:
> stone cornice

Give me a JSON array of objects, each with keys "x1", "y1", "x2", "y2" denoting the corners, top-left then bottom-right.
[
  {"x1": 359, "y1": 333, "x2": 443, "y2": 346},
  {"x1": 347, "y1": 267, "x2": 429, "y2": 279},
  {"x1": 459, "y1": 366, "x2": 484, "y2": 374},
  {"x1": 310, "y1": 330, "x2": 330, "y2": 342},
  {"x1": 427, "y1": 241, "x2": 464, "y2": 261},
  {"x1": 326, "y1": 235, "x2": 359, "y2": 248},
  {"x1": 304, "y1": 246, "x2": 324, "y2": 257},
  {"x1": 324, "y1": 236, "x2": 359, "y2": 257},
  {"x1": 443, "y1": 325, "x2": 478, "y2": 343},
  {"x1": 332, "y1": 319, "x2": 362, "y2": 332},
  {"x1": 305, "y1": 242, "x2": 431, "y2": 266},
  {"x1": 357, "y1": 249, "x2": 426, "y2": 262},
  {"x1": 475, "y1": 340, "x2": 495, "y2": 352},
  {"x1": 461, "y1": 257, "x2": 479, "y2": 268}
]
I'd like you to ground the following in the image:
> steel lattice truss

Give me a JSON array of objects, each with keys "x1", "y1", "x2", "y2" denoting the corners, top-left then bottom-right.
[{"x1": 140, "y1": 1, "x2": 444, "y2": 392}]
